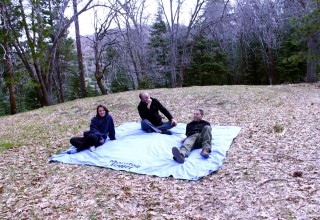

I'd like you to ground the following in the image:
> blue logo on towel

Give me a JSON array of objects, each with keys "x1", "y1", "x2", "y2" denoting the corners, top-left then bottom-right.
[{"x1": 110, "y1": 160, "x2": 140, "y2": 169}]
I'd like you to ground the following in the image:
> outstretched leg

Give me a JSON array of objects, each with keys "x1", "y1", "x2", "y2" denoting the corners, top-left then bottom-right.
[
  {"x1": 199, "y1": 125, "x2": 212, "y2": 158},
  {"x1": 179, "y1": 134, "x2": 199, "y2": 157}
]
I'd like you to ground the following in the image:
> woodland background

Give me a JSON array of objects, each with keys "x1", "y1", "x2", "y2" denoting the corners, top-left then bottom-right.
[
  {"x1": 1, "y1": 0, "x2": 320, "y2": 218},
  {"x1": 0, "y1": 0, "x2": 319, "y2": 116},
  {"x1": 1, "y1": 0, "x2": 319, "y2": 218}
]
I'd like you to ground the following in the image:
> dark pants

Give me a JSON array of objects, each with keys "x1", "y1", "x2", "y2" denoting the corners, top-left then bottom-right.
[{"x1": 70, "y1": 134, "x2": 100, "y2": 152}]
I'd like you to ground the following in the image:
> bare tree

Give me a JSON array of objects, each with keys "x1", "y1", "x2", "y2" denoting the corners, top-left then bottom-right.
[
  {"x1": 73, "y1": 0, "x2": 87, "y2": 97},
  {"x1": 252, "y1": 0, "x2": 284, "y2": 85},
  {"x1": 177, "y1": 0, "x2": 206, "y2": 87},
  {"x1": 158, "y1": 0, "x2": 181, "y2": 87},
  {"x1": 158, "y1": 0, "x2": 207, "y2": 87},
  {"x1": 113, "y1": 0, "x2": 150, "y2": 89},
  {"x1": 91, "y1": 4, "x2": 117, "y2": 94},
  {"x1": 230, "y1": 0, "x2": 285, "y2": 85}
]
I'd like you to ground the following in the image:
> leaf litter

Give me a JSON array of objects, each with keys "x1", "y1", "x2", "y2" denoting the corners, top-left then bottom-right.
[{"x1": 0, "y1": 84, "x2": 319, "y2": 219}]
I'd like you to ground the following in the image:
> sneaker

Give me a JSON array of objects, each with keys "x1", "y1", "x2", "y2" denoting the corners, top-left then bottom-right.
[
  {"x1": 161, "y1": 130, "x2": 172, "y2": 135},
  {"x1": 67, "y1": 148, "x2": 78, "y2": 154},
  {"x1": 200, "y1": 148, "x2": 210, "y2": 158},
  {"x1": 89, "y1": 146, "x2": 96, "y2": 152},
  {"x1": 172, "y1": 147, "x2": 185, "y2": 163}
]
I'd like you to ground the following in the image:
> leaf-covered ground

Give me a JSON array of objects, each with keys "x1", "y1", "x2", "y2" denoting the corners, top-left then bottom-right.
[{"x1": 0, "y1": 84, "x2": 319, "y2": 219}]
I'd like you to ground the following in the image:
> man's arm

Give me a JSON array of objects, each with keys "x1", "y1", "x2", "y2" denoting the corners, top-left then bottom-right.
[
  {"x1": 138, "y1": 102, "x2": 149, "y2": 119},
  {"x1": 155, "y1": 98, "x2": 175, "y2": 123}
]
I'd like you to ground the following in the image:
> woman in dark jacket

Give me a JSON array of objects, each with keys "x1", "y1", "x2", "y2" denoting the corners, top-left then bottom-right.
[{"x1": 67, "y1": 104, "x2": 116, "y2": 154}]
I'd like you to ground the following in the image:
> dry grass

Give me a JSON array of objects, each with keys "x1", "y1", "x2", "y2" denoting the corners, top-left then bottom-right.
[{"x1": 0, "y1": 84, "x2": 319, "y2": 219}]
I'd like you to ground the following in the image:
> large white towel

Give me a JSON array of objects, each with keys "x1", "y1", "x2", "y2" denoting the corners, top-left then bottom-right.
[{"x1": 50, "y1": 122, "x2": 241, "y2": 180}]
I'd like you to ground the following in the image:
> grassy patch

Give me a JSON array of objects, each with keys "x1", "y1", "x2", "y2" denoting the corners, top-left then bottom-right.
[
  {"x1": 0, "y1": 141, "x2": 18, "y2": 152},
  {"x1": 273, "y1": 123, "x2": 284, "y2": 133}
]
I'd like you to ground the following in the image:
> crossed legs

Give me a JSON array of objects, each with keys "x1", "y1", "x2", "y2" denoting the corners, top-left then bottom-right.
[{"x1": 141, "y1": 119, "x2": 175, "y2": 133}]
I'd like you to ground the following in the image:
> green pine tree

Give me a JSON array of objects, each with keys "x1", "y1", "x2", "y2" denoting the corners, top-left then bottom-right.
[
  {"x1": 146, "y1": 6, "x2": 171, "y2": 87},
  {"x1": 185, "y1": 36, "x2": 229, "y2": 86},
  {"x1": 277, "y1": 27, "x2": 307, "y2": 83}
]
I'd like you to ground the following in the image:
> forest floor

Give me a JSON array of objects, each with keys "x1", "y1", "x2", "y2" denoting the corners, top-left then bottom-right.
[{"x1": 0, "y1": 84, "x2": 319, "y2": 219}]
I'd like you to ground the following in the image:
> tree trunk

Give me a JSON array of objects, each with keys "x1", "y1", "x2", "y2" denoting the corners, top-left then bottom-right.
[
  {"x1": 266, "y1": 47, "x2": 276, "y2": 85},
  {"x1": 177, "y1": 40, "x2": 187, "y2": 87},
  {"x1": 73, "y1": 0, "x2": 87, "y2": 97},
  {"x1": 95, "y1": 61, "x2": 108, "y2": 95},
  {"x1": 170, "y1": 36, "x2": 177, "y2": 88},
  {"x1": 127, "y1": 46, "x2": 139, "y2": 89},
  {"x1": 1, "y1": 2, "x2": 17, "y2": 115},
  {"x1": 240, "y1": 33, "x2": 247, "y2": 84},
  {"x1": 12, "y1": 41, "x2": 52, "y2": 106},
  {"x1": 306, "y1": 32, "x2": 319, "y2": 83},
  {"x1": 3, "y1": 41, "x2": 17, "y2": 115},
  {"x1": 53, "y1": 56, "x2": 65, "y2": 103}
]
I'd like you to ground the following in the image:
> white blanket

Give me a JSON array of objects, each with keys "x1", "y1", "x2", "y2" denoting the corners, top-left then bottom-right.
[{"x1": 50, "y1": 122, "x2": 241, "y2": 180}]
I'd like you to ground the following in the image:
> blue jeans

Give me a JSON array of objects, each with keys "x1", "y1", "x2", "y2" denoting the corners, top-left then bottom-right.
[{"x1": 141, "y1": 119, "x2": 175, "y2": 133}]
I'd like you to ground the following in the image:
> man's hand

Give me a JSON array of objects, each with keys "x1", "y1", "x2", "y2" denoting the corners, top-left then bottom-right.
[
  {"x1": 146, "y1": 98, "x2": 152, "y2": 109},
  {"x1": 100, "y1": 139, "x2": 105, "y2": 144},
  {"x1": 171, "y1": 118, "x2": 177, "y2": 126}
]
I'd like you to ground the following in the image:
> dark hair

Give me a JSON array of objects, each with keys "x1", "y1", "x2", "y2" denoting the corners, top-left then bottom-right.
[
  {"x1": 96, "y1": 104, "x2": 109, "y2": 117},
  {"x1": 195, "y1": 108, "x2": 204, "y2": 116}
]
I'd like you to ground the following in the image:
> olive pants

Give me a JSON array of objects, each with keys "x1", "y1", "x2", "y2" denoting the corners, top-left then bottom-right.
[{"x1": 180, "y1": 125, "x2": 212, "y2": 157}]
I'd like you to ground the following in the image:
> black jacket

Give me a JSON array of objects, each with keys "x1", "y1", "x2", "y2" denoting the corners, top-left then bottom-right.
[
  {"x1": 138, "y1": 97, "x2": 173, "y2": 126},
  {"x1": 186, "y1": 120, "x2": 211, "y2": 137}
]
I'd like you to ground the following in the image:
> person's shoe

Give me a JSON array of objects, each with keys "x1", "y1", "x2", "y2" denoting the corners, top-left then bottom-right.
[
  {"x1": 172, "y1": 147, "x2": 185, "y2": 163},
  {"x1": 89, "y1": 146, "x2": 96, "y2": 152},
  {"x1": 200, "y1": 148, "x2": 210, "y2": 158},
  {"x1": 161, "y1": 130, "x2": 172, "y2": 135},
  {"x1": 67, "y1": 148, "x2": 78, "y2": 154}
]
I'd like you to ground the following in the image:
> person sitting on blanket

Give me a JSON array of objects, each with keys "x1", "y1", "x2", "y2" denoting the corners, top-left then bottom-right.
[
  {"x1": 172, "y1": 108, "x2": 212, "y2": 163},
  {"x1": 67, "y1": 104, "x2": 116, "y2": 154},
  {"x1": 138, "y1": 91, "x2": 177, "y2": 135}
]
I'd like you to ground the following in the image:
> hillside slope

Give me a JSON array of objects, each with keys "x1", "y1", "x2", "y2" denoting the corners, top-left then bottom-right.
[{"x1": 0, "y1": 84, "x2": 319, "y2": 219}]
